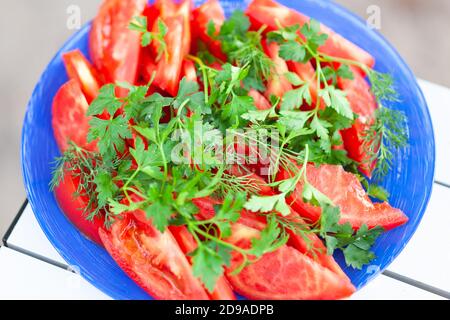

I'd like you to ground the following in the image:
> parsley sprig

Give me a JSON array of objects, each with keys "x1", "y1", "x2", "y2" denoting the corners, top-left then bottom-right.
[{"x1": 129, "y1": 16, "x2": 169, "y2": 61}]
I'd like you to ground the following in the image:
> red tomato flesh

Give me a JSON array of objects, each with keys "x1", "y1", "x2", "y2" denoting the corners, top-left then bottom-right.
[
  {"x1": 89, "y1": 0, "x2": 147, "y2": 85},
  {"x1": 279, "y1": 164, "x2": 409, "y2": 230},
  {"x1": 246, "y1": 0, "x2": 375, "y2": 71},
  {"x1": 51, "y1": 80, "x2": 97, "y2": 153},
  {"x1": 153, "y1": 16, "x2": 185, "y2": 96},
  {"x1": 225, "y1": 223, "x2": 355, "y2": 300},
  {"x1": 182, "y1": 59, "x2": 198, "y2": 83},
  {"x1": 262, "y1": 41, "x2": 293, "y2": 99},
  {"x1": 339, "y1": 66, "x2": 378, "y2": 176},
  {"x1": 228, "y1": 167, "x2": 350, "y2": 280},
  {"x1": 192, "y1": 0, "x2": 227, "y2": 60},
  {"x1": 248, "y1": 89, "x2": 272, "y2": 110},
  {"x1": 99, "y1": 211, "x2": 210, "y2": 300},
  {"x1": 169, "y1": 226, "x2": 237, "y2": 300},
  {"x1": 54, "y1": 171, "x2": 104, "y2": 245},
  {"x1": 62, "y1": 50, "x2": 102, "y2": 103},
  {"x1": 287, "y1": 61, "x2": 323, "y2": 109}
]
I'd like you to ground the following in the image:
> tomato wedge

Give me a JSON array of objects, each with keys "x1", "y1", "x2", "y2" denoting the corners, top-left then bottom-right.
[
  {"x1": 279, "y1": 164, "x2": 409, "y2": 230},
  {"x1": 262, "y1": 41, "x2": 292, "y2": 99},
  {"x1": 175, "y1": 0, "x2": 193, "y2": 58},
  {"x1": 169, "y1": 226, "x2": 236, "y2": 300},
  {"x1": 51, "y1": 80, "x2": 97, "y2": 153},
  {"x1": 54, "y1": 170, "x2": 104, "y2": 245},
  {"x1": 99, "y1": 211, "x2": 210, "y2": 300},
  {"x1": 182, "y1": 59, "x2": 198, "y2": 83},
  {"x1": 153, "y1": 16, "x2": 185, "y2": 95},
  {"x1": 339, "y1": 66, "x2": 378, "y2": 176},
  {"x1": 62, "y1": 50, "x2": 102, "y2": 103},
  {"x1": 246, "y1": 0, "x2": 375, "y2": 71},
  {"x1": 228, "y1": 167, "x2": 349, "y2": 279},
  {"x1": 248, "y1": 89, "x2": 272, "y2": 110},
  {"x1": 192, "y1": 0, "x2": 227, "y2": 60},
  {"x1": 225, "y1": 223, "x2": 355, "y2": 300},
  {"x1": 287, "y1": 61, "x2": 322, "y2": 109},
  {"x1": 89, "y1": 0, "x2": 147, "y2": 85}
]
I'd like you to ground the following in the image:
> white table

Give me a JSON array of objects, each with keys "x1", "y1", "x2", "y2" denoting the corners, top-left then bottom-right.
[{"x1": 1, "y1": 79, "x2": 449, "y2": 300}]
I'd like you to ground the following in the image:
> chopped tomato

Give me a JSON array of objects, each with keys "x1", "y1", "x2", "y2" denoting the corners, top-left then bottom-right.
[
  {"x1": 279, "y1": 164, "x2": 409, "y2": 230},
  {"x1": 62, "y1": 50, "x2": 102, "y2": 103},
  {"x1": 228, "y1": 167, "x2": 349, "y2": 279},
  {"x1": 54, "y1": 170, "x2": 104, "y2": 245},
  {"x1": 339, "y1": 66, "x2": 378, "y2": 176},
  {"x1": 262, "y1": 41, "x2": 292, "y2": 99},
  {"x1": 248, "y1": 89, "x2": 272, "y2": 110},
  {"x1": 192, "y1": 0, "x2": 227, "y2": 60},
  {"x1": 175, "y1": 0, "x2": 193, "y2": 58},
  {"x1": 99, "y1": 211, "x2": 210, "y2": 300},
  {"x1": 143, "y1": 3, "x2": 160, "y2": 27},
  {"x1": 51, "y1": 80, "x2": 97, "y2": 152},
  {"x1": 169, "y1": 226, "x2": 237, "y2": 300},
  {"x1": 246, "y1": 0, "x2": 375, "y2": 71},
  {"x1": 182, "y1": 59, "x2": 198, "y2": 83},
  {"x1": 89, "y1": 0, "x2": 147, "y2": 86},
  {"x1": 154, "y1": 0, "x2": 177, "y2": 18},
  {"x1": 153, "y1": 16, "x2": 185, "y2": 95},
  {"x1": 287, "y1": 61, "x2": 322, "y2": 109},
  {"x1": 225, "y1": 223, "x2": 355, "y2": 300}
]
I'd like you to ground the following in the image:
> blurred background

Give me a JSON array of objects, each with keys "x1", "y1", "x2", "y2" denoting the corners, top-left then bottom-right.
[{"x1": 0, "y1": 0, "x2": 449, "y2": 236}]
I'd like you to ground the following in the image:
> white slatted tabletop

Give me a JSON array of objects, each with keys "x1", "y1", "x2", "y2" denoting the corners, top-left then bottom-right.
[
  {"x1": 0, "y1": 246, "x2": 109, "y2": 300},
  {"x1": 1, "y1": 79, "x2": 449, "y2": 300}
]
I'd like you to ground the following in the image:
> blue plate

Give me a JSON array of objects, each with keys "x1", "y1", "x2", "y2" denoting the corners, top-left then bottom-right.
[{"x1": 21, "y1": 0, "x2": 435, "y2": 299}]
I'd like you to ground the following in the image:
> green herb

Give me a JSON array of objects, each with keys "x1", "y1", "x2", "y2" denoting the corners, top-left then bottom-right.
[{"x1": 129, "y1": 16, "x2": 168, "y2": 61}]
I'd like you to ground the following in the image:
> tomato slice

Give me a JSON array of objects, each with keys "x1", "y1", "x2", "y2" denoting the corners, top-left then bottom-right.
[
  {"x1": 99, "y1": 211, "x2": 210, "y2": 300},
  {"x1": 225, "y1": 223, "x2": 355, "y2": 300},
  {"x1": 228, "y1": 167, "x2": 349, "y2": 279},
  {"x1": 262, "y1": 41, "x2": 293, "y2": 99},
  {"x1": 287, "y1": 61, "x2": 323, "y2": 109},
  {"x1": 279, "y1": 164, "x2": 409, "y2": 230},
  {"x1": 89, "y1": 0, "x2": 147, "y2": 85},
  {"x1": 338, "y1": 66, "x2": 378, "y2": 176},
  {"x1": 62, "y1": 50, "x2": 102, "y2": 103},
  {"x1": 246, "y1": 0, "x2": 375, "y2": 70},
  {"x1": 182, "y1": 59, "x2": 198, "y2": 83},
  {"x1": 153, "y1": 16, "x2": 185, "y2": 95},
  {"x1": 169, "y1": 226, "x2": 237, "y2": 300},
  {"x1": 52, "y1": 80, "x2": 97, "y2": 153},
  {"x1": 192, "y1": 0, "x2": 227, "y2": 60},
  {"x1": 248, "y1": 89, "x2": 272, "y2": 110},
  {"x1": 175, "y1": 0, "x2": 193, "y2": 58},
  {"x1": 54, "y1": 170, "x2": 105, "y2": 245}
]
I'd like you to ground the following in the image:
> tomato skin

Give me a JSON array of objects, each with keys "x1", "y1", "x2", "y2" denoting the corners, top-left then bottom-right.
[
  {"x1": 99, "y1": 211, "x2": 210, "y2": 300},
  {"x1": 262, "y1": 41, "x2": 292, "y2": 100},
  {"x1": 54, "y1": 171, "x2": 104, "y2": 245},
  {"x1": 225, "y1": 223, "x2": 355, "y2": 300},
  {"x1": 51, "y1": 80, "x2": 97, "y2": 153},
  {"x1": 246, "y1": 0, "x2": 375, "y2": 71},
  {"x1": 182, "y1": 59, "x2": 198, "y2": 83},
  {"x1": 279, "y1": 164, "x2": 409, "y2": 230},
  {"x1": 62, "y1": 50, "x2": 102, "y2": 103},
  {"x1": 338, "y1": 66, "x2": 378, "y2": 176},
  {"x1": 89, "y1": 0, "x2": 147, "y2": 86},
  {"x1": 287, "y1": 61, "x2": 323, "y2": 109},
  {"x1": 153, "y1": 16, "x2": 185, "y2": 96},
  {"x1": 192, "y1": 0, "x2": 227, "y2": 60},
  {"x1": 228, "y1": 167, "x2": 349, "y2": 280},
  {"x1": 175, "y1": 0, "x2": 193, "y2": 58},
  {"x1": 248, "y1": 89, "x2": 272, "y2": 110},
  {"x1": 169, "y1": 226, "x2": 237, "y2": 300}
]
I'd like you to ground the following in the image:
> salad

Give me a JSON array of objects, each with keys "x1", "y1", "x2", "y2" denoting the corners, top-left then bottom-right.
[{"x1": 50, "y1": 0, "x2": 409, "y2": 300}]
